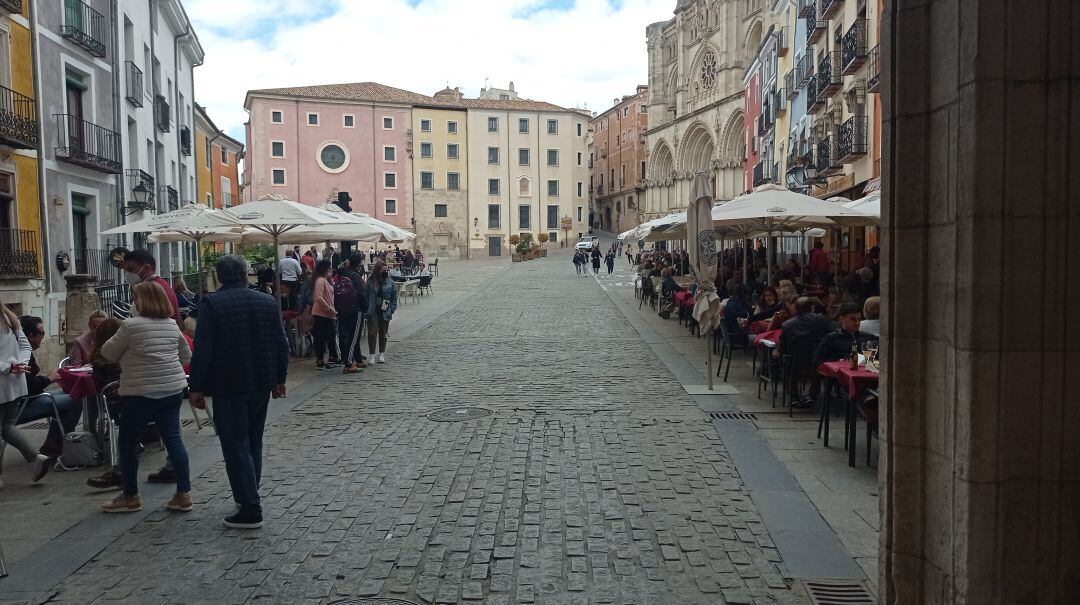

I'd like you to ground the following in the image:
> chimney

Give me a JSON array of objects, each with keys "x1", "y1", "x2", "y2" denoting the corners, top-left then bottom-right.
[{"x1": 509, "y1": 81, "x2": 515, "y2": 92}]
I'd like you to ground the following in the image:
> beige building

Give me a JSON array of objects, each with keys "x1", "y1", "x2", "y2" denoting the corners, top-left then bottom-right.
[
  {"x1": 411, "y1": 96, "x2": 469, "y2": 258},
  {"x1": 465, "y1": 100, "x2": 590, "y2": 257}
]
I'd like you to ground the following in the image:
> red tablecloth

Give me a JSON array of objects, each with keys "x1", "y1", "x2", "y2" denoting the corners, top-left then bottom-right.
[
  {"x1": 674, "y1": 290, "x2": 694, "y2": 309},
  {"x1": 57, "y1": 367, "x2": 96, "y2": 401},
  {"x1": 754, "y1": 329, "x2": 783, "y2": 349},
  {"x1": 817, "y1": 360, "x2": 879, "y2": 398},
  {"x1": 748, "y1": 320, "x2": 772, "y2": 334}
]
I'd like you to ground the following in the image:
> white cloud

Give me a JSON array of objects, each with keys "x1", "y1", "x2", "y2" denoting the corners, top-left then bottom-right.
[{"x1": 187, "y1": 0, "x2": 675, "y2": 139}]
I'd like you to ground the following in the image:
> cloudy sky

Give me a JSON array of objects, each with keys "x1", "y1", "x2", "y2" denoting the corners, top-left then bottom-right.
[{"x1": 186, "y1": 0, "x2": 675, "y2": 140}]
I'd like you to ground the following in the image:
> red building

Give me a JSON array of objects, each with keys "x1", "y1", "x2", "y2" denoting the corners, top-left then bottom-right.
[
  {"x1": 589, "y1": 86, "x2": 649, "y2": 233},
  {"x1": 741, "y1": 67, "x2": 762, "y2": 195}
]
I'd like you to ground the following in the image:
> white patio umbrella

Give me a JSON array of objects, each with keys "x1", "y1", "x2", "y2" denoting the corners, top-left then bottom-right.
[
  {"x1": 711, "y1": 184, "x2": 875, "y2": 284},
  {"x1": 218, "y1": 195, "x2": 353, "y2": 310},
  {"x1": 843, "y1": 191, "x2": 881, "y2": 219},
  {"x1": 102, "y1": 204, "x2": 244, "y2": 290},
  {"x1": 267, "y1": 204, "x2": 415, "y2": 245}
]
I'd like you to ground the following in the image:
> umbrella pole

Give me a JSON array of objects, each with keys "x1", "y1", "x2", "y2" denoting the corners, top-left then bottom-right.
[
  {"x1": 707, "y1": 330, "x2": 713, "y2": 390},
  {"x1": 273, "y1": 233, "x2": 283, "y2": 313},
  {"x1": 194, "y1": 236, "x2": 203, "y2": 295},
  {"x1": 767, "y1": 227, "x2": 773, "y2": 287}
]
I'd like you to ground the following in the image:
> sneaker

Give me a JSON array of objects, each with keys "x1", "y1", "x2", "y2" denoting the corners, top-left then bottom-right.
[
  {"x1": 102, "y1": 494, "x2": 142, "y2": 513},
  {"x1": 342, "y1": 364, "x2": 363, "y2": 375},
  {"x1": 224, "y1": 510, "x2": 263, "y2": 529},
  {"x1": 316, "y1": 363, "x2": 330, "y2": 371},
  {"x1": 87, "y1": 469, "x2": 124, "y2": 490},
  {"x1": 377, "y1": 353, "x2": 386, "y2": 364},
  {"x1": 166, "y1": 491, "x2": 193, "y2": 512},
  {"x1": 147, "y1": 468, "x2": 176, "y2": 484},
  {"x1": 32, "y1": 454, "x2": 52, "y2": 483}
]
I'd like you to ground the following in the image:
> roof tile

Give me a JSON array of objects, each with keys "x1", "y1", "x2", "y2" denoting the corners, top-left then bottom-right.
[{"x1": 247, "y1": 81, "x2": 576, "y2": 113}]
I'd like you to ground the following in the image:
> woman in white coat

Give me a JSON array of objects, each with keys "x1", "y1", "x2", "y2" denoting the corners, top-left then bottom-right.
[{"x1": 0, "y1": 301, "x2": 49, "y2": 488}]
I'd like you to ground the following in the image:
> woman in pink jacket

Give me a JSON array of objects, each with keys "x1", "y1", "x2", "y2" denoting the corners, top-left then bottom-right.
[{"x1": 311, "y1": 260, "x2": 338, "y2": 370}]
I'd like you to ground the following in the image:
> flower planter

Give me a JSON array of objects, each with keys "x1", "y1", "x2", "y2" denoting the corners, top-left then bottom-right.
[{"x1": 512, "y1": 253, "x2": 523, "y2": 262}]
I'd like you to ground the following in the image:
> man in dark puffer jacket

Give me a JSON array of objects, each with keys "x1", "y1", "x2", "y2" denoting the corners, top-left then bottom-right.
[{"x1": 189, "y1": 255, "x2": 289, "y2": 530}]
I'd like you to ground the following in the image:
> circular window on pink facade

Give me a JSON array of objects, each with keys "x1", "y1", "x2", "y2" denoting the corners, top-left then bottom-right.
[{"x1": 316, "y1": 141, "x2": 350, "y2": 173}]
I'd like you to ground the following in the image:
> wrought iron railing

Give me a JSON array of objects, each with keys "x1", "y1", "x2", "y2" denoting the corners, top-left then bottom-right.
[
  {"x1": 817, "y1": 136, "x2": 833, "y2": 173},
  {"x1": 796, "y1": 52, "x2": 815, "y2": 87},
  {"x1": 753, "y1": 161, "x2": 771, "y2": 187},
  {"x1": 95, "y1": 283, "x2": 131, "y2": 312},
  {"x1": 0, "y1": 228, "x2": 40, "y2": 278},
  {"x1": 784, "y1": 70, "x2": 796, "y2": 99},
  {"x1": 0, "y1": 0, "x2": 23, "y2": 15},
  {"x1": 61, "y1": 0, "x2": 106, "y2": 57},
  {"x1": 867, "y1": 45, "x2": 880, "y2": 92},
  {"x1": 163, "y1": 185, "x2": 179, "y2": 210},
  {"x1": 807, "y1": 11, "x2": 825, "y2": 43},
  {"x1": 154, "y1": 95, "x2": 170, "y2": 132},
  {"x1": 820, "y1": 0, "x2": 843, "y2": 19},
  {"x1": 818, "y1": 51, "x2": 843, "y2": 96},
  {"x1": 54, "y1": 113, "x2": 122, "y2": 174},
  {"x1": 125, "y1": 61, "x2": 143, "y2": 107},
  {"x1": 806, "y1": 75, "x2": 821, "y2": 112},
  {"x1": 777, "y1": 27, "x2": 789, "y2": 56},
  {"x1": 842, "y1": 19, "x2": 869, "y2": 75},
  {"x1": 74, "y1": 248, "x2": 121, "y2": 283},
  {"x1": 125, "y1": 168, "x2": 155, "y2": 211},
  {"x1": 837, "y1": 116, "x2": 868, "y2": 161},
  {"x1": 0, "y1": 84, "x2": 38, "y2": 149},
  {"x1": 798, "y1": 0, "x2": 816, "y2": 18}
]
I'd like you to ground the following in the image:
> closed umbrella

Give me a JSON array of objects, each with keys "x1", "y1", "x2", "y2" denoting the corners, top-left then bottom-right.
[{"x1": 687, "y1": 173, "x2": 722, "y2": 389}]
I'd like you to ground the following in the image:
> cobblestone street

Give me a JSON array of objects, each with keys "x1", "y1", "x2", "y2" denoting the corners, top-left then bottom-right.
[{"x1": 6, "y1": 254, "x2": 820, "y2": 605}]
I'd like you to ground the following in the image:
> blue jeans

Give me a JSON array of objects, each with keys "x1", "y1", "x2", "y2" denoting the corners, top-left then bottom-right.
[
  {"x1": 118, "y1": 394, "x2": 190, "y2": 496},
  {"x1": 212, "y1": 391, "x2": 270, "y2": 513},
  {"x1": 15, "y1": 392, "x2": 80, "y2": 458}
]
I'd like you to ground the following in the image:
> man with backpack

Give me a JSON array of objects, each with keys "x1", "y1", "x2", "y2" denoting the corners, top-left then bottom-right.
[{"x1": 335, "y1": 253, "x2": 368, "y2": 374}]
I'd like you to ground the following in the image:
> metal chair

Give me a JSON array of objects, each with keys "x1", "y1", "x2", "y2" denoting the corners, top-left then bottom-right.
[
  {"x1": 429, "y1": 258, "x2": 439, "y2": 277},
  {"x1": 780, "y1": 334, "x2": 826, "y2": 417},
  {"x1": 716, "y1": 321, "x2": 753, "y2": 382},
  {"x1": 401, "y1": 280, "x2": 420, "y2": 305},
  {"x1": 417, "y1": 274, "x2": 433, "y2": 296}
]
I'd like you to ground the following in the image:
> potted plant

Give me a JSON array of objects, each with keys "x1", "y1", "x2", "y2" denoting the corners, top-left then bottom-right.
[
  {"x1": 509, "y1": 235, "x2": 522, "y2": 261},
  {"x1": 537, "y1": 233, "x2": 549, "y2": 257}
]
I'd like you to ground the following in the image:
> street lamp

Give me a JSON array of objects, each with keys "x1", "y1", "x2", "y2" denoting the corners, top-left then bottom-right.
[{"x1": 132, "y1": 182, "x2": 150, "y2": 207}]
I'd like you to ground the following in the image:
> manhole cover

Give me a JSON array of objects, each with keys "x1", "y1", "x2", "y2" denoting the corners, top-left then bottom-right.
[
  {"x1": 329, "y1": 600, "x2": 421, "y2": 605},
  {"x1": 426, "y1": 407, "x2": 493, "y2": 422}
]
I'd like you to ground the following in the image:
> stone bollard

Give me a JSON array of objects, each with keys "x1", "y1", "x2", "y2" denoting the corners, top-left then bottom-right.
[{"x1": 63, "y1": 274, "x2": 101, "y2": 355}]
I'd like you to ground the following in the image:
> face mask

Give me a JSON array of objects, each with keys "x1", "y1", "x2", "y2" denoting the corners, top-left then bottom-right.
[{"x1": 125, "y1": 271, "x2": 142, "y2": 287}]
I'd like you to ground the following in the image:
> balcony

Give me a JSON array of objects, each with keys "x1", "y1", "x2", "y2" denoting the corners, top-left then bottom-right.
[
  {"x1": 842, "y1": 19, "x2": 869, "y2": 75},
  {"x1": 807, "y1": 11, "x2": 826, "y2": 43},
  {"x1": 154, "y1": 95, "x2": 170, "y2": 132},
  {"x1": 784, "y1": 70, "x2": 796, "y2": 99},
  {"x1": 125, "y1": 169, "x2": 155, "y2": 212},
  {"x1": 837, "y1": 116, "x2": 868, "y2": 162},
  {"x1": 777, "y1": 27, "x2": 789, "y2": 56},
  {"x1": 820, "y1": 0, "x2": 842, "y2": 19},
  {"x1": 798, "y1": 0, "x2": 816, "y2": 18},
  {"x1": 774, "y1": 89, "x2": 787, "y2": 113},
  {"x1": 125, "y1": 61, "x2": 143, "y2": 107},
  {"x1": 753, "y1": 161, "x2": 772, "y2": 187},
  {"x1": 0, "y1": 229, "x2": 40, "y2": 279},
  {"x1": 818, "y1": 51, "x2": 843, "y2": 96},
  {"x1": 867, "y1": 45, "x2": 880, "y2": 92},
  {"x1": 0, "y1": 0, "x2": 23, "y2": 15},
  {"x1": 796, "y1": 52, "x2": 815, "y2": 87},
  {"x1": 74, "y1": 248, "x2": 119, "y2": 282},
  {"x1": 0, "y1": 85, "x2": 38, "y2": 149},
  {"x1": 54, "y1": 114, "x2": 122, "y2": 174},
  {"x1": 807, "y1": 75, "x2": 827, "y2": 113},
  {"x1": 818, "y1": 135, "x2": 842, "y2": 176},
  {"x1": 180, "y1": 125, "x2": 191, "y2": 156},
  {"x1": 61, "y1": 0, "x2": 107, "y2": 58},
  {"x1": 162, "y1": 185, "x2": 179, "y2": 210}
]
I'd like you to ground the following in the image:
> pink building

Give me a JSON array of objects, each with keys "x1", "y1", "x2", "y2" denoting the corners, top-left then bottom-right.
[
  {"x1": 741, "y1": 69, "x2": 762, "y2": 195},
  {"x1": 244, "y1": 83, "x2": 431, "y2": 227}
]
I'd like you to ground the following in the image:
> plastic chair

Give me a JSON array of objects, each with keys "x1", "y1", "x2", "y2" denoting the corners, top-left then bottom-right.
[
  {"x1": 716, "y1": 321, "x2": 753, "y2": 382},
  {"x1": 780, "y1": 334, "x2": 826, "y2": 417},
  {"x1": 401, "y1": 281, "x2": 420, "y2": 305},
  {"x1": 418, "y1": 274, "x2": 433, "y2": 296}
]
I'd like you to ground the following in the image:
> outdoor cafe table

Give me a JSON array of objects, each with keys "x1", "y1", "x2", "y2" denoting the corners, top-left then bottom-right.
[
  {"x1": 817, "y1": 360, "x2": 880, "y2": 466},
  {"x1": 57, "y1": 366, "x2": 96, "y2": 402}
]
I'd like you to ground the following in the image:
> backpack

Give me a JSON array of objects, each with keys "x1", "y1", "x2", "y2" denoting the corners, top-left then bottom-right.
[{"x1": 334, "y1": 275, "x2": 359, "y2": 314}]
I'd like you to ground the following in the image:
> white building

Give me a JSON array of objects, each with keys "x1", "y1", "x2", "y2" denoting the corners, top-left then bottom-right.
[{"x1": 465, "y1": 101, "x2": 590, "y2": 257}]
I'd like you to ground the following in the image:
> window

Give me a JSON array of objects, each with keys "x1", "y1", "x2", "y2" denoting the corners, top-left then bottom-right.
[
  {"x1": 518, "y1": 148, "x2": 530, "y2": 166},
  {"x1": 576, "y1": 123, "x2": 582, "y2": 137},
  {"x1": 447, "y1": 172, "x2": 460, "y2": 190},
  {"x1": 624, "y1": 107, "x2": 629, "y2": 117},
  {"x1": 384, "y1": 146, "x2": 396, "y2": 162},
  {"x1": 220, "y1": 148, "x2": 228, "y2": 164},
  {"x1": 447, "y1": 120, "x2": 458, "y2": 134},
  {"x1": 384, "y1": 173, "x2": 396, "y2": 188},
  {"x1": 549, "y1": 231, "x2": 558, "y2": 243},
  {"x1": 488, "y1": 116, "x2": 499, "y2": 132},
  {"x1": 343, "y1": 115, "x2": 355, "y2": 127},
  {"x1": 519, "y1": 177, "x2": 530, "y2": 196},
  {"x1": 420, "y1": 171, "x2": 434, "y2": 189},
  {"x1": 610, "y1": 168, "x2": 615, "y2": 183},
  {"x1": 577, "y1": 152, "x2": 582, "y2": 166},
  {"x1": 384, "y1": 199, "x2": 397, "y2": 214},
  {"x1": 318, "y1": 143, "x2": 349, "y2": 173},
  {"x1": 519, "y1": 205, "x2": 531, "y2": 229},
  {"x1": 577, "y1": 182, "x2": 583, "y2": 197},
  {"x1": 640, "y1": 104, "x2": 647, "y2": 113},
  {"x1": 617, "y1": 135, "x2": 621, "y2": 146},
  {"x1": 420, "y1": 142, "x2": 433, "y2": 158},
  {"x1": 488, "y1": 178, "x2": 500, "y2": 196},
  {"x1": 271, "y1": 141, "x2": 284, "y2": 157},
  {"x1": 272, "y1": 169, "x2": 285, "y2": 185},
  {"x1": 271, "y1": 110, "x2": 282, "y2": 123},
  {"x1": 220, "y1": 177, "x2": 231, "y2": 205},
  {"x1": 420, "y1": 119, "x2": 431, "y2": 132},
  {"x1": 204, "y1": 138, "x2": 211, "y2": 167},
  {"x1": 577, "y1": 206, "x2": 583, "y2": 222},
  {"x1": 447, "y1": 143, "x2": 459, "y2": 159},
  {"x1": 547, "y1": 149, "x2": 558, "y2": 166},
  {"x1": 383, "y1": 117, "x2": 394, "y2": 129},
  {"x1": 488, "y1": 204, "x2": 501, "y2": 228},
  {"x1": 620, "y1": 164, "x2": 625, "y2": 185},
  {"x1": 547, "y1": 119, "x2": 558, "y2": 134},
  {"x1": 307, "y1": 113, "x2": 319, "y2": 126},
  {"x1": 641, "y1": 161, "x2": 646, "y2": 180},
  {"x1": 487, "y1": 146, "x2": 500, "y2": 165},
  {"x1": 434, "y1": 204, "x2": 447, "y2": 218},
  {"x1": 519, "y1": 118, "x2": 529, "y2": 133},
  {"x1": 547, "y1": 180, "x2": 559, "y2": 197},
  {"x1": 547, "y1": 205, "x2": 559, "y2": 229}
]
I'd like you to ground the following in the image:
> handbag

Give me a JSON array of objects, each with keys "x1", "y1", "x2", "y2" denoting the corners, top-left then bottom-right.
[{"x1": 56, "y1": 431, "x2": 104, "y2": 470}]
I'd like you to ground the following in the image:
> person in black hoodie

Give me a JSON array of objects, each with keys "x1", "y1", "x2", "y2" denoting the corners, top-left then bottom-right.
[
  {"x1": 590, "y1": 248, "x2": 602, "y2": 275},
  {"x1": 813, "y1": 303, "x2": 869, "y2": 367},
  {"x1": 335, "y1": 253, "x2": 369, "y2": 373}
]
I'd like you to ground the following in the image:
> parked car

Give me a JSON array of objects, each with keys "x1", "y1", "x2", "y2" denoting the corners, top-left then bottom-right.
[{"x1": 576, "y1": 236, "x2": 599, "y2": 250}]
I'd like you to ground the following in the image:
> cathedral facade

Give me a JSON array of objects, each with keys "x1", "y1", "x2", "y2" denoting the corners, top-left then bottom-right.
[{"x1": 643, "y1": 0, "x2": 764, "y2": 218}]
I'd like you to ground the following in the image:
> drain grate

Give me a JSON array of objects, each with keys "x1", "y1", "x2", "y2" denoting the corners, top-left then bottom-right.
[
  {"x1": 329, "y1": 600, "x2": 421, "y2": 605},
  {"x1": 803, "y1": 580, "x2": 876, "y2": 604},
  {"x1": 707, "y1": 412, "x2": 757, "y2": 421},
  {"x1": 426, "y1": 407, "x2": 493, "y2": 422}
]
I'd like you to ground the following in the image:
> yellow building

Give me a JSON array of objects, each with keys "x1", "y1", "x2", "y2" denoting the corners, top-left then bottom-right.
[
  {"x1": 1, "y1": 0, "x2": 45, "y2": 316},
  {"x1": 411, "y1": 96, "x2": 469, "y2": 258}
]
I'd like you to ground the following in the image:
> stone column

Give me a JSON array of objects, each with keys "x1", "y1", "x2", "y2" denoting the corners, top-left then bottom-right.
[
  {"x1": 62, "y1": 275, "x2": 101, "y2": 353},
  {"x1": 881, "y1": 0, "x2": 1079, "y2": 602}
]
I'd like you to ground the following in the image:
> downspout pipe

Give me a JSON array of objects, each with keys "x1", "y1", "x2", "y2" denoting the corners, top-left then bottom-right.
[
  {"x1": 29, "y1": 0, "x2": 50, "y2": 293},
  {"x1": 110, "y1": 0, "x2": 123, "y2": 235}
]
